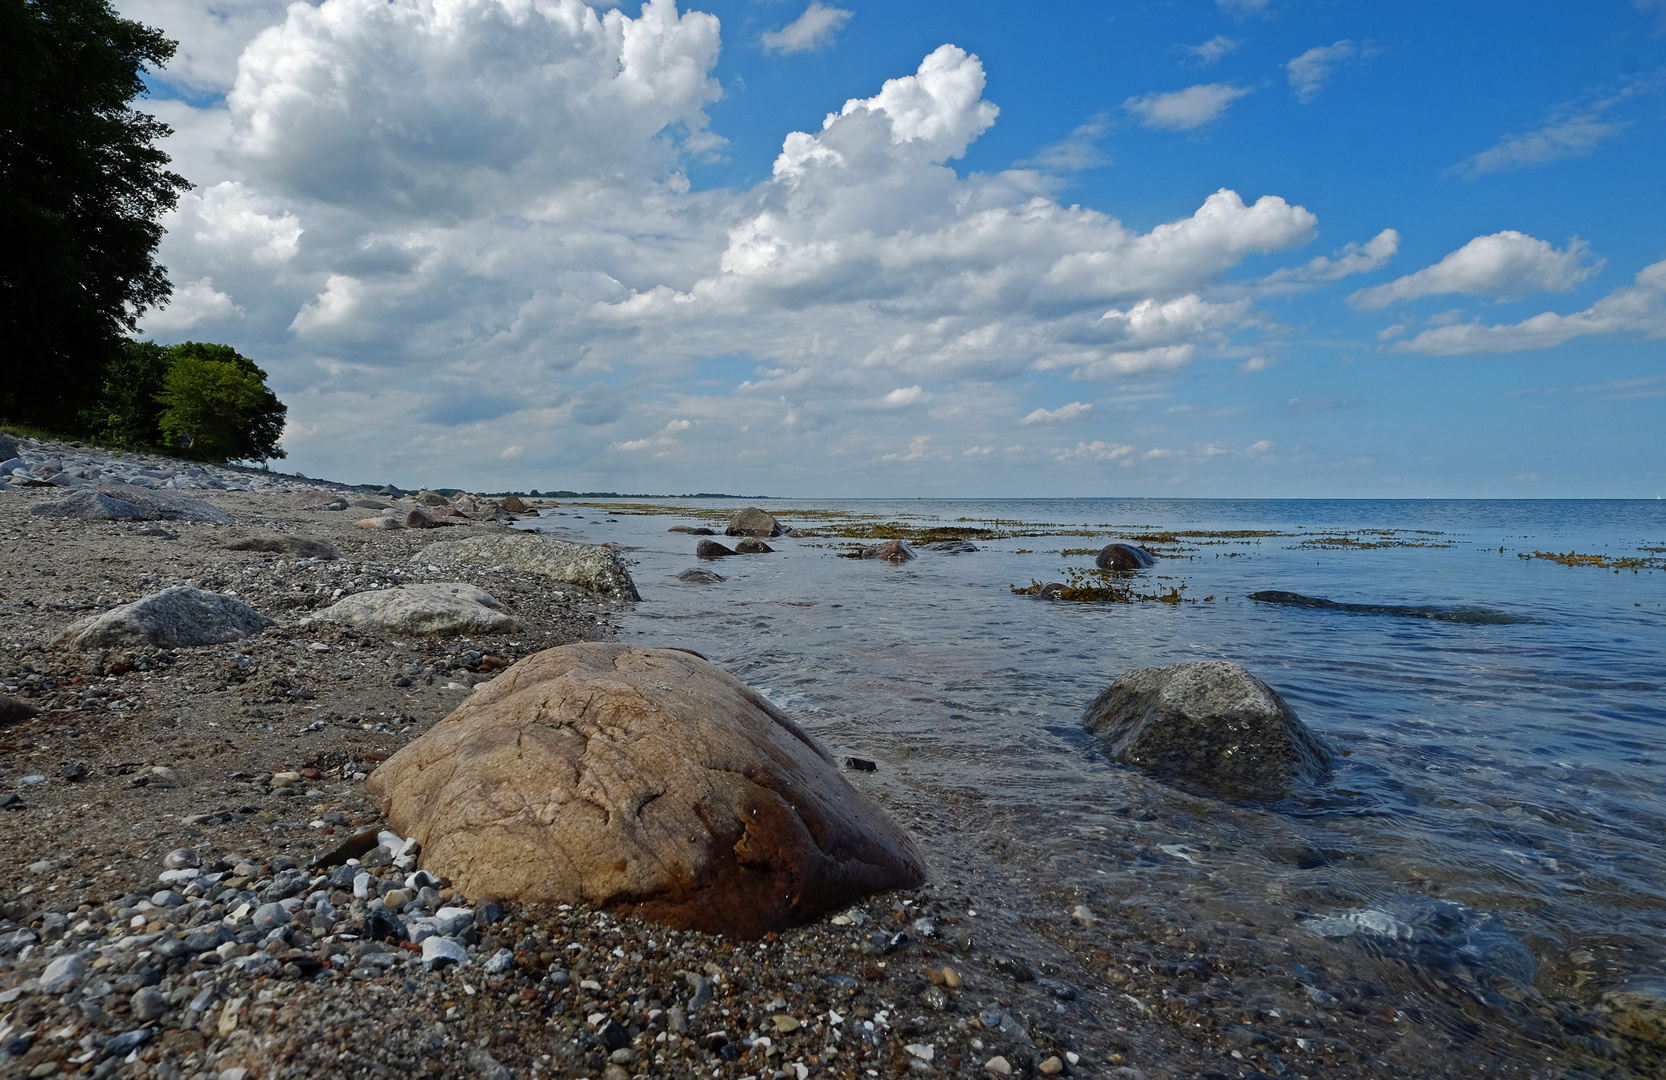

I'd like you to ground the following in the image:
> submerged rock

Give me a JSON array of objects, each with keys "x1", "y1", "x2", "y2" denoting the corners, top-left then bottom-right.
[
  {"x1": 677, "y1": 569, "x2": 726, "y2": 584},
  {"x1": 696, "y1": 539, "x2": 736, "y2": 558},
  {"x1": 366, "y1": 642, "x2": 927, "y2": 939},
  {"x1": 1601, "y1": 978, "x2": 1666, "y2": 1048},
  {"x1": 423, "y1": 533, "x2": 641, "y2": 600},
  {"x1": 315, "y1": 583, "x2": 515, "y2": 637},
  {"x1": 927, "y1": 540, "x2": 979, "y2": 554},
  {"x1": 55, "y1": 586, "x2": 275, "y2": 650},
  {"x1": 735, "y1": 537, "x2": 774, "y2": 554},
  {"x1": 861, "y1": 540, "x2": 914, "y2": 562},
  {"x1": 1249, "y1": 590, "x2": 1522, "y2": 625},
  {"x1": 1095, "y1": 543, "x2": 1156, "y2": 571},
  {"x1": 726, "y1": 507, "x2": 782, "y2": 537},
  {"x1": 1082, "y1": 661, "x2": 1332, "y2": 801}
]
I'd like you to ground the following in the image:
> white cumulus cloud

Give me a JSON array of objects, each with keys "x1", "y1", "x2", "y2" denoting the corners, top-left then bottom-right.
[
  {"x1": 1020, "y1": 402, "x2": 1092, "y2": 426},
  {"x1": 1124, "y1": 83, "x2": 1253, "y2": 131},
  {"x1": 1286, "y1": 40, "x2": 1376, "y2": 104},
  {"x1": 1350, "y1": 232, "x2": 1600, "y2": 309},
  {"x1": 1390, "y1": 259, "x2": 1666, "y2": 355},
  {"x1": 1178, "y1": 36, "x2": 1240, "y2": 66},
  {"x1": 143, "y1": 277, "x2": 244, "y2": 332},
  {"x1": 761, "y1": 2, "x2": 853, "y2": 55}
]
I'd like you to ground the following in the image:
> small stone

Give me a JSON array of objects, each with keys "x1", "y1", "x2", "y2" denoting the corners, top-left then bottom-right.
[
  {"x1": 985, "y1": 1056, "x2": 1012, "y2": 1075},
  {"x1": 904, "y1": 1044, "x2": 935, "y2": 1061},
  {"x1": 422, "y1": 935, "x2": 469, "y2": 970},
  {"x1": 381, "y1": 889, "x2": 408, "y2": 910},
  {"x1": 482, "y1": 948, "x2": 514, "y2": 975},
  {"x1": 27, "y1": 858, "x2": 53, "y2": 873},
  {"x1": 466, "y1": 1047, "x2": 512, "y2": 1080},
  {"x1": 1039, "y1": 1056, "x2": 1065, "y2": 1075},
  {"x1": 609, "y1": 1048, "x2": 637, "y2": 1065},
  {"x1": 1071, "y1": 904, "x2": 1095, "y2": 927},
  {"x1": 771, "y1": 1014, "x2": 800, "y2": 1032},
  {"x1": 270, "y1": 771, "x2": 302, "y2": 788},
  {"x1": 130, "y1": 986, "x2": 167, "y2": 1021},
  {"x1": 150, "y1": 765, "x2": 178, "y2": 783},
  {"x1": 150, "y1": 889, "x2": 185, "y2": 907},
  {"x1": 941, "y1": 966, "x2": 962, "y2": 989},
  {"x1": 40, "y1": 952, "x2": 87, "y2": 993},
  {"x1": 1066, "y1": 1052, "x2": 1081, "y2": 1066},
  {"x1": 251, "y1": 902, "x2": 292, "y2": 933}
]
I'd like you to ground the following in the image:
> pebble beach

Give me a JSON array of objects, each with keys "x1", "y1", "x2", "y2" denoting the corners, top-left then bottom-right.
[{"x1": 1, "y1": 435, "x2": 1662, "y2": 1080}]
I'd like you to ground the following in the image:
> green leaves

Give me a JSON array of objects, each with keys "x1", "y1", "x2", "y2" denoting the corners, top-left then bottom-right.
[{"x1": 153, "y1": 342, "x2": 287, "y2": 464}]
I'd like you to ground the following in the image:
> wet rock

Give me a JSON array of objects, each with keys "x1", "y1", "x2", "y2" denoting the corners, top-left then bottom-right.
[
  {"x1": 861, "y1": 540, "x2": 914, "y2": 562},
  {"x1": 0, "y1": 696, "x2": 39, "y2": 727},
  {"x1": 422, "y1": 533, "x2": 641, "y2": 600},
  {"x1": 927, "y1": 540, "x2": 979, "y2": 554},
  {"x1": 1248, "y1": 590, "x2": 1521, "y2": 625},
  {"x1": 315, "y1": 582, "x2": 516, "y2": 637},
  {"x1": 677, "y1": 569, "x2": 726, "y2": 584},
  {"x1": 54, "y1": 586, "x2": 275, "y2": 650},
  {"x1": 224, "y1": 535, "x2": 340, "y2": 560},
  {"x1": 726, "y1": 507, "x2": 782, "y2": 537},
  {"x1": 1601, "y1": 978, "x2": 1666, "y2": 1048},
  {"x1": 1082, "y1": 661, "x2": 1333, "y2": 801},
  {"x1": 367, "y1": 642, "x2": 927, "y2": 939},
  {"x1": 735, "y1": 537, "x2": 774, "y2": 554},
  {"x1": 1095, "y1": 543, "x2": 1156, "y2": 571},
  {"x1": 697, "y1": 539, "x2": 736, "y2": 558},
  {"x1": 499, "y1": 495, "x2": 530, "y2": 514}
]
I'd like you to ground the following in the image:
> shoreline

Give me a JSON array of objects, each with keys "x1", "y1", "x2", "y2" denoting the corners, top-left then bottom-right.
[{"x1": 1, "y1": 435, "x2": 1660, "y2": 1080}]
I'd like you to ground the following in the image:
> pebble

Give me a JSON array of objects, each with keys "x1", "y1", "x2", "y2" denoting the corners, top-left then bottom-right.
[
  {"x1": 131, "y1": 986, "x2": 168, "y2": 1021},
  {"x1": 772, "y1": 1014, "x2": 800, "y2": 1032},
  {"x1": 1071, "y1": 904, "x2": 1096, "y2": 927},
  {"x1": 985, "y1": 1055, "x2": 1013, "y2": 1075},
  {"x1": 1039, "y1": 1055, "x2": 1065, "y2": 1074},
  {"x1": 482, "y1": 948, "x2": 515, "y2": 974},
  {"x1": 252, "y1": 902, "x2": 292, "y2": 933},
  {"x1": 40, "y1": 952, "x2": 86, "y2": 993},
  {"x1": 163, "y1": 847, "x2": 201, "y2": 870},
  {"x1": 421, "y1": 935, "x2": 469, "y2": 971}
]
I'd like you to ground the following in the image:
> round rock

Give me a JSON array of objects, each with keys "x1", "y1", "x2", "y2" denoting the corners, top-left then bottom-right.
[
  {"x1": 163, "y1": 848, "x2": 200, "y2": 870},
  {"x1": 860, "y1": 540, "x2": 914, "y2": 562},
  {"x1": 695, "y1": 539, "x2": 735, "y2": 558},
  {"x1": 251, "y1": 902, "x2": 293, "y2": 933},
  {"x1": 1083, "y1": 661, "x2": 1332, "y2": 801},
  {"x1": 725, "y1": 507, "x2": 782, "y2": 537},
  {"x1": 1095, "y1": 543, "x2": 1156, "y2": 571},
  {"x1": 735, "y1": 537, "x2": 774, "y2": 554},
  {"x1": 367, "y1": 643, "x2": 927, "y2": 939},
  {"x1": 314, "y1": 583, "x2": 516, "y2": 637}
]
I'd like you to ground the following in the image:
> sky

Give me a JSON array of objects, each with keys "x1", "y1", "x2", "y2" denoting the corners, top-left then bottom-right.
[{"x1": 118, "y1": 0, "x2": 1666, "y2": 497}]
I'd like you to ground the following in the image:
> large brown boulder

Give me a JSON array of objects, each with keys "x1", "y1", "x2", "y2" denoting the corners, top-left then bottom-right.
[
  {"x1": 725, "y1": 507, "x2": 782, "y2": 537},
  {"x1": 366, "y1": 643, "x2": 927, "y2": 938},
  {"x1": 1095, "y1": 543, "x2": 1156, "y2": 571}
]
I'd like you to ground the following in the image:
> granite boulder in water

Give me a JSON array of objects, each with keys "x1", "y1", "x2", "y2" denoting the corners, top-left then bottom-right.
[
  {"x1": 1095, "y1": 543, "x2": 1156, "y2": 571},
  {"x1": 725, "y1": 507, "x2": 782, "y2": 537},
  {"x1": 861, "y1": 540, "x2": 914, "y2": 562},
  {"x1": 1083, "y1": 661, "x2": 1332, "y2": 801},
  {"x1": 365, "y1": 642, "x2": 927, "y2": 939}
]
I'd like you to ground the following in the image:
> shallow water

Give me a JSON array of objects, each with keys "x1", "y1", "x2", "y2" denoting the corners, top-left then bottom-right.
[{"x1": 537, "y1": 498, "x2": 1666, "y2": 1064}]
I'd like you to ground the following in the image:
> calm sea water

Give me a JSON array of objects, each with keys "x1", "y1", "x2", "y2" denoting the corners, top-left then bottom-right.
[{"x1": 536, "y1": 498, "x2": 1665, "y2": 1049}]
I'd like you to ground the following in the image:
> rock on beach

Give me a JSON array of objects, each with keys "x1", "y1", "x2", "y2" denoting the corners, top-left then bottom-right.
[
  {"x1": 53, "y1": 585, "x2": 275, "y2": 650},
  {"x1": 367, "y1": 642, "x2": 927, "y2": 938},
  {"x1": 315, "y1": 583, "x2": 516, "y2": 637},
  {"x1": 422, "y1": 533, "x2": 641, "y2": 600},
  {"x1": 1083, "y1": 660, "x2": 1333, "y2": 801}
]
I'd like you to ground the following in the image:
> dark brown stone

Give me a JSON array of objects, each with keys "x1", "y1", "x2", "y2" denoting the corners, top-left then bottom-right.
[{"x1": 1095, "y1": 543, "x2": 1156, "y2": 571}]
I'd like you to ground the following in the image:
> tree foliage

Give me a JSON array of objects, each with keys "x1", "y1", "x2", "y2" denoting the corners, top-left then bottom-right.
[
  {"x1": 154, "y1": 343, "x2": 287, "y2": 463},
  {"x1": 89, "y1": 337, "x2": 172, "y2": 447},
  {"x1": 0, "y1": 0, "x2": 190, "y2": 429}
]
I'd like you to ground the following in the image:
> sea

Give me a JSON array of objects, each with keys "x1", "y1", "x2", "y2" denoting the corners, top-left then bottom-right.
[{"x1": 531, "y1": 498, "x2": 1665, "y2": 1066}]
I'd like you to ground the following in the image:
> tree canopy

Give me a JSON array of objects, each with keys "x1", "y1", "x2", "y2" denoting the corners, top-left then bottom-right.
[
  {"x1": 1, "y1": 0, "x2": 190, "y2": 429},
  {"x1": 153, "y1": 342, "x2": 287, "y2": 463}
]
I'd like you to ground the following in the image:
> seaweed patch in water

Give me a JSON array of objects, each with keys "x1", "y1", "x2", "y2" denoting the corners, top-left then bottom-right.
[
  {"x1": 1293, "y1": 529, "x2": 1453, "y2": 550},
  {"x1": 1518, "y1": 550, "x2": 1664, "y2": 571},
  {"x1": 1011, "y1": 567, "x2": 1191, "y2": 604},
  {"x1": 1250, "y1": 590, "x2": 1523, "y2": 624}
]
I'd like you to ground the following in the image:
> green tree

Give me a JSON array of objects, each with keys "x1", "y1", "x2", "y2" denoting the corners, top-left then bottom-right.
[
  {"x1": 1, "y1": 0, "x2": 190, "y2": 431},
  {"x1": 155, "y1": 342, "x2": 287, "y2": 463},
  {"x1": 88, "y1": 337, "x2": 172, "y2": 446}
]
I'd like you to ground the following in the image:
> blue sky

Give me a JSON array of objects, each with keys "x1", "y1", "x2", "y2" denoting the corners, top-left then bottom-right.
[{"x1": 122, "y1": 0, "x2": 1666, "y2": 496}]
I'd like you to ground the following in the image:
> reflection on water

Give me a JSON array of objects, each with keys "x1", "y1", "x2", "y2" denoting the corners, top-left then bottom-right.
[{"x1": 538, "y1": 498, "x2": 1666, "y2": 1072}]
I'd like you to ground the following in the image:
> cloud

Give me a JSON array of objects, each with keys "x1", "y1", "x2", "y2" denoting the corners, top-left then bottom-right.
[
  {"x1": 1020, "y1": 113, "x2": 1112, "y2": 171},
  {"x1": 1245, "y1": 439, "x2": 1273, "y2": 455},
  {"x1": 1053, "y1": 441, "x2": 1134, "y2": 462},
  {"x1": 1450, "y1": 78, "x2": 1660, "y2": 177},
  {"x1": 143, "y1": 277, "x2": 244, "y2": 332},
  {"x1": 1286, "y1": 40, "x2": 1377, "y2": 103},
  {"x1": 1390, "y1": 258, "x2": 1666, "y2": 355},
  {"x1": 1237, "y1": 356, "x2": 1274, "y2": 372},
  {"x1": 1177, "y1": 36, "x2": 1240, "y2": 66},
  {"x1": 1124, "y1": 83, "x2": 1253, "y2": 130},
  {"x1": 761, "y1": 2, "x2": 853, "y2": 55},
  {"x1": 1350, "y1": 232, "x2": 1600, "y2": 308},
  {"x1": 1020, "y1": 402, "x2": 1092, "y2": 426},
  {"x1": 1253, "y1": 228, "x2": 1398, "y2": 292},
  {"x1": 880, "y1": 385, "x2": 927, "y2": 407}
]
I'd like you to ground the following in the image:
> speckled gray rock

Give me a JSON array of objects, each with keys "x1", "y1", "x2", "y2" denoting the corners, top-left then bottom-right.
[
  {"x1": 100, "y1": 486, "x2": 235, "y2": 523},
  {"x1": 422, "y1": 533, "x2": 640, "y2": 601},
  {"x1": 54, "y1": 586, "x2": 275, "y2": 650},
  {"x1": 1083, "y1": 661, "x2": 1333, "y2": 801},
  {"x1": 40, "y1": 952, "x2": 87, "y2": 993},
  {"x1": 28, "y1": 489, "x2": 150, "y2": 520},
  {"x1": 252, "y1": 902, "x2": 292, "y2": 933},
  {"x1": 314, "y1": 583, "x2": 516, "y2": 637},
  {"x1": 725, "y1": 507, "x2": 782, "y2": 537},
  {"x1": 0, "y1": 433, "x2": 16, "y2": 461},
  {"x1": 735, "y1": 537, "x2": 774, "y2": 554}
]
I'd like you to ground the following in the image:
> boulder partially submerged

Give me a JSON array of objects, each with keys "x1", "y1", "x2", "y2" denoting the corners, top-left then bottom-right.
[
  {"x1": 726, "y1": 507, "x2": 782, "y2": 537},
  {"x1": 422, "y1": 533, "x2": 640, "y2": 600},
  {"x1": 696, "y1": 539, "x2": 735, "y2": 558},
  {"x1": 315, "y1": 583, "x2": 515, "y2": 637},
  {"x1": 55, "y1": 586, "x2": 274, "y2": 650},
  {"x1": 1095, "y1": 543, "x2": 1156, "y2": 571},
  {"x1": 861, "y1": 540, "x2": 914, "y2": 562},
  {"x1": 1083, "y1": 661, "x2": 1332, "y2": 801},
  {"x1": 366, "y1": 643, "x2": 927, "y2": 939}
]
